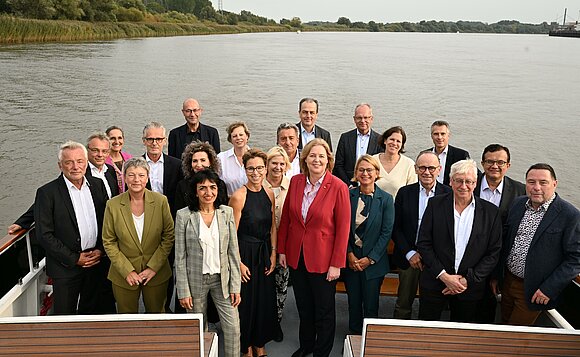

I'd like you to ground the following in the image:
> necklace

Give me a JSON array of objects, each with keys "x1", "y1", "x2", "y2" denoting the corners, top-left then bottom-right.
[{"x1": 200, "y1": 210, "x2": 215, "y2": 215}]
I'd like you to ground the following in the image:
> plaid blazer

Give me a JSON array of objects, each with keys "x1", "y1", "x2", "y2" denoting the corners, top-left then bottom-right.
[{"x1": 174, "y1": 205, "x2": 242, "y2": 299}]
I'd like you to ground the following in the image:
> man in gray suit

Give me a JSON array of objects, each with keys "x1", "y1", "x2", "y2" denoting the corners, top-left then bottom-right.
[{"x1": 296, "y1": 97, "x2": 332, "y2": 151}]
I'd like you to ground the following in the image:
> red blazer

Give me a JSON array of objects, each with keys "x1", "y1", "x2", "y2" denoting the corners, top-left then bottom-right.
[{"x1": 278, "y1": 172, "x2": 350, "y2": 273}]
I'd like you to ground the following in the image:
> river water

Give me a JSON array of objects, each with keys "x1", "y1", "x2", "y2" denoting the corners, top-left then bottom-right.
[{"x1": 0, "y1": 32, "x2": 578, "y2": 227}]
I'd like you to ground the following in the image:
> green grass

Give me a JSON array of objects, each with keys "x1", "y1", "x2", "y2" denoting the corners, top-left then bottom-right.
[{"x1": 0, "y1": 16, "x2": 288, "y2": 44}]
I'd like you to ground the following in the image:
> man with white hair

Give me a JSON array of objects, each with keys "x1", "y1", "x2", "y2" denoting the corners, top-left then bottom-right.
[
  {"x1": 417, "y1": 159, "x2": 502, "y2": 322},
  {"x1": 34, "y1": 141, "x2": 110, "y2": 314}
]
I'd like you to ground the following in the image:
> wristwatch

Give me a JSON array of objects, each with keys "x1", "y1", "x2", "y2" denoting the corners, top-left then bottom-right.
[{"x1": 368, "y1": 257, "x2": 375, "y2": 265}]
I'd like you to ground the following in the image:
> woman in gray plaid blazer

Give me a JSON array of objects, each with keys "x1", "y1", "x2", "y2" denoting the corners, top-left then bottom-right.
[{"x1": 174, "y1": 170, "x2": 242, "y2": 357}]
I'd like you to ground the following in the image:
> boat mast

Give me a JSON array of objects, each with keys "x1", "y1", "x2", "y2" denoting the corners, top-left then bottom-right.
[{"x1": 563, "y1": 8, "x2": 567, "y2": 26}]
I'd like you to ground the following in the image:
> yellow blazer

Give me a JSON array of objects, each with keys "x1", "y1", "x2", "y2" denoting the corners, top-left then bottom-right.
[{"x1": 102, "y1": 189, "x2": 175, "y2": 290}]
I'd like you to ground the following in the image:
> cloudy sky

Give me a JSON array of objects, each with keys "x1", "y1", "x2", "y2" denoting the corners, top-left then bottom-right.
[{"x1": 222, "y1": 0, "x2": 576, "y2": 24}]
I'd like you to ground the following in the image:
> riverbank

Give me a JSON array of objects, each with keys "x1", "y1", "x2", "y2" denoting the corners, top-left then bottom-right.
[{"x1": 0, "y1": 16, "x2": 288, "y2": 44}]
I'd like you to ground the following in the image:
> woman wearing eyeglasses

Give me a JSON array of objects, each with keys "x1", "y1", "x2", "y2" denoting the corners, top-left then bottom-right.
[
  {"x1": 105, "y1": 126, "x2": 133, "y2": 193},
  {"x1": 373, "y1": 126, "x2": 417, "y2": 198},
  {"x1": 229, "y1": 149, "x2": 277, "y2": 357},
  {"x1": 344, "y1": 155, "x2": 394, "y2": 334},
  {"x1": 218, "y1": 121, "x2": 251, "y2": 197}
]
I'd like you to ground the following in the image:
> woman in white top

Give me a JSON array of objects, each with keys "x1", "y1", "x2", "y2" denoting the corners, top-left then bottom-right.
[
  {"x1": 174, "y1": 169, "x2": 242, "y2": 357},
  {"x1": 217, "y1": 121, "x2": 250, "y2": 196},
  {"x1": 373, "y1": 126, "x2": 417, "y2": 198},
  {"x1": 102, "y1": 157, "x2": 174, "y2": 313}
]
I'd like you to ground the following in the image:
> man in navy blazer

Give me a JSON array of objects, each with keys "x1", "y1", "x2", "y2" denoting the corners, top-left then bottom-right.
[
  {"x1": 34, "y1": 141, "x2": 109, "y2": 314},
  {"x1": 426, "y1": 120, "x2": 470, "y2": 186},
  {"x1": 496, "y1": 163, "x2": 580, "y2": 325},
  {"x1": 296, "y1": 97, "x2": 332, "y2": 151},
  {"x1": 168, "y1": 98, "x2": 220, "y2": 159},
  {"x1": 417, "y1": 159, "x2": 502, "y2": 322},
  {"x1": 474, "y1": 144, "x2": 525, "y2": 322},
  {"x1": 392, "y1": 151, "x2": 451, "y2": 319},
  {"x1": 85, "y1": 133, "x2": 120, "y2": 199},
  {"x1": 333, "y1": 103, "x2": 382, "y2": 185}
]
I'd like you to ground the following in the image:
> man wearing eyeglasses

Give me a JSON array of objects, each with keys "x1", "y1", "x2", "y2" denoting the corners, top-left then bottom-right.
[
  {"x1": 86, "y1": 133, "x2": 119, "y2": 199},
  {"x1": 416, "y1": 159, "x2": 502, "y2": 322},
  {"x1": 168, "y1": 98, "x2": 220, "y2": 159},
  {"x1": 391, "y1": 151, "x2": 451, "y2": 319},
  {"x1": 474, "y1": 144, "x2": 525, "y2": 323},
  {"x1": 333, "y1": 103, "x2": 382, "y2": 185}
]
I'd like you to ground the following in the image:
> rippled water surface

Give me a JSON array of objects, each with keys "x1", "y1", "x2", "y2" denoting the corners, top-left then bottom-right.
[{"x1": 1, "y1": 32, "x2": 579, "y2": 226}]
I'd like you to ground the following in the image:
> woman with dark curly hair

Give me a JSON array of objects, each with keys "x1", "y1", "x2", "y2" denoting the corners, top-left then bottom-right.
[{"x1": 175, "y1": 140, "x2": 228, "y2": 210}]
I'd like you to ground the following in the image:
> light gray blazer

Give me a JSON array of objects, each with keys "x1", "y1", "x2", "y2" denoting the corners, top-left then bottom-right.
[{"x1": 174, "y1": 205, "x2": 242, "y2": 299}]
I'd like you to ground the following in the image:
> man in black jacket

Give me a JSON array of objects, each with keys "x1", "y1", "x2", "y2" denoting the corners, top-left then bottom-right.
[
  {"x1": 168, "y1": 98, "x2": 220, "y2": 159},
  {"x1": 426, "y1": 120, "x2": 470, "y2": 186}
]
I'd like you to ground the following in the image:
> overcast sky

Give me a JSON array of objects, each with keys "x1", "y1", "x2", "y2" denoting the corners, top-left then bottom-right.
[{"x1": 222, "y1": 1, "x2": 577, "y2": 24}]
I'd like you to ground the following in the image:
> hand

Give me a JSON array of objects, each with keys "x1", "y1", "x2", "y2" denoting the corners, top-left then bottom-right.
[
  {"x1": 347, "y1": 252, "x2": 359, "y2": 271},
  {"x1": 279, "y1": 254, "x2": 287, "y2": 269},
  {"x1": 138, "y1": 268, "x2": 157, "y2": 285},
  {"x1": 326, "y1": 266, "x2": 340, "y2": 281},
  {"x1": 125, "y1": 271, "x2": 142, "y2": 286},
  {"x1": 490, "y1": 279, "x2": 500, "y2": 296},
  {"x1": 355, "y1": 257, "x2": 371, "y2": 271},
  {"x1": 439, "y1": 273, "x2": 467, "y2": 295},
  {"x1": 230, "y1": 293, "x2": 241, "y2": 308},
  {"x1": 265, "y1": 253, "x2": 276, "y2": 276},
  {"x1": 7, "y1": 224, "x2": 22, "y2": 235},
  {"x1": 240, "y1": 262, "x2": 251, "y2": 283},
  {"x1": 76, "y1": 250, "x2": 102, "y2": 268},
  {"x1": 531, "y1": 289, "x2": 550, "y2": 305},
  {"x1": 179, "y1": 297, "x2": 193, "y2": 310},
  {"x1": 408, "y1": 252, "x2": 424, "y2": 271}
]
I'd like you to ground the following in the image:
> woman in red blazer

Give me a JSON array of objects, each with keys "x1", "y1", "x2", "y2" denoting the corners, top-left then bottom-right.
[{"x1": 279, "y1": 138, "x2": 350, "y2": 357}]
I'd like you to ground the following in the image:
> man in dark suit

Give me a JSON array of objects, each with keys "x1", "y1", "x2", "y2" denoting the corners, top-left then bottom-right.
[
  {"x1": 474, "y1": 143, "x2": 525, "y2": 323},
  {"x1": 426, "y1": 120, "x2": 470, "y2": 186},
  {"x1": 296, "y1": 97, "x2": 332, "y2": 151},
  {"x1": 142, "y1": 122, "x2": 183, "y2": 218},
  {"x1": 495, "y1": 163, "x2": 580, "y2": 325},
  {"x1": 392, "y1": 151, "x2": 451, "y2": 319},
  {"x1": 168, "y1": 98, "x2": 220, "y2": 159},
  {"x1": 142, "y1": 122, "x2": 183, "y2": 312},
  {"x1": 86, "y1": 133, "x2": 119, "y2": 199},
  {"x1": 333, "y1": 103, "x2": 382, "y2": 185},
  {"x1": 34, "y1": 141, "x2": 109, "y2": 314},
  {"x1": 417, "y1": 159, "x2": 502, "y2": 322}
]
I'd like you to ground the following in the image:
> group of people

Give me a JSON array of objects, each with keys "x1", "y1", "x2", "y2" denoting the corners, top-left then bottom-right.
[{"x1": 7, "y1": 97, "x2": 580, "y2": 357}]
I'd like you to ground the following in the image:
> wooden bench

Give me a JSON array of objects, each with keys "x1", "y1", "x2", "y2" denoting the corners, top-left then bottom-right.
[
  {"x1": 343, "y1": 318, "x2": 580, "y2": 357},
  {"x1": 0, "y1": 314, "x2": 217, "y2": 356}
]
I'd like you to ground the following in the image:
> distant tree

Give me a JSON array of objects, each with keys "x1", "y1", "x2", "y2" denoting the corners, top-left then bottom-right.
[
  {"x1": 193, "y1": 0, "x2": 211, "y2": 17},
  {"x1": 280, "y1": 18, "x2": 289, "y2": 25},
  {"x1": 166, "y1": 0, "x2": 195, "y2": 14},
  {"x1": 337, "y1": 16, "x2": 350, "y2": 27},
  {"x1": 53, "y1": 0, "x2": 84, "y2": 19},
  {"x1": 385, "y1": 23, "x2": 403, "y2": 32},
  {"x1": 145, "y1": 1, "x2": 164, "y2": 13},
  {"x1": 368, "y1": 20, "x2": 379, "y2": 32},
  {"x1": 114, "y1": 6, "x2": 143, "y2": 21},
  {"x1": 351, "y1": 21, "x2": 367, "y2": 29},
  {"x1": 117, "y1": 0, "x2": 145, "y2": 12},
  {"x1": 289, "y1": 16, "x2": 301, "y2": 28},
  {"x1": 226, "y1": 12, "x2": 238, "y2": 25},
  {"x1": 198, "y1": 4, "x2": 215, "y2": 19},
  {"x1": 80, "y1": 0, "x2": 116, "y2": 21},
  {"x1": 7, "y1": 0, "x2": 57, "y2": 19}
]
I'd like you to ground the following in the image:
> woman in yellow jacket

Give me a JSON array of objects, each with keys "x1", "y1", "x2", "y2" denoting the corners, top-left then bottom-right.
[{"x1": 102, "y1": 157, "x2": 174, "y2": 313}]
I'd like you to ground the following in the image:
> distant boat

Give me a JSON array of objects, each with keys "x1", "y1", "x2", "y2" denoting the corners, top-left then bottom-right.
[
  {"x1": 297, "y1": 30, "x2": 301, "y2": 34},
  {"x1": 549, "y1": 8, "x2": 580, "y2": 38}
]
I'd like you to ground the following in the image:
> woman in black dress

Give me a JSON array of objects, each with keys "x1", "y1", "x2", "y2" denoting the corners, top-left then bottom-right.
[{"x1": 230, "y1": 149, "x2": 277, "y2": 357}]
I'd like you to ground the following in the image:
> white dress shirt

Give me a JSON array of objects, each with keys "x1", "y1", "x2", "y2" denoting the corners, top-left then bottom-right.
[
  {"x1": 356, "y1": 130, "x2": 371, "y2": 160},
  {"x1": 286, "y1": 151, "x2": 301, "y2": 178},
  {"x1": 217, "y1": 147, "x2": 248, "y2": 196},
  {"x1": 146, "y1": 153, "x2": 164, "y2": 194},
  {"x1": 89, "y1": 162, "x2": 113, "y2": 198},
  {"x1": 479, "y1": 176, "x2": 504, "y2": 207},
  {"x1": 64, "y1": 176, "x2": 98, "y2": 251},
  {"x1": 452, "y1": 197, "x2": 476, "y2": 273},
  {"x1": 434, "y1": 146, "x2": 448, "y2": 184},
  {"x1": 199, "y1": 212, "x2": 220, "y2": 274}
]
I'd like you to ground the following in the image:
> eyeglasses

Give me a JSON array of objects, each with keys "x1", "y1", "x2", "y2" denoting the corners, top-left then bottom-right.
[
  {"x1": 88, "y1": 148, "x2": 110, "y2": 155},
  {"x1": 452, "y1": 178, "x2": 476, "y2": 186},
  {"x1": 417, "y1": 166, "x2": 438, "y2": 173},
  {"x1": 245, "y1": 166, "x2": 265, "y2": 173},
  {"x1": 183, "y1": 108, "x2": 202, "y2": 114},
  {"x1": 483, "y1": 159, "x2": 508, "y2": 168},
  {"x1": 357, "y1": 168, "x2": 376, "y2": 174},
  {"x1": 354, "y1": 116, "x2": 372, "y2": 121},
  {"x1": 144, "y1": 137, "x2": 165, "y2": 144}
]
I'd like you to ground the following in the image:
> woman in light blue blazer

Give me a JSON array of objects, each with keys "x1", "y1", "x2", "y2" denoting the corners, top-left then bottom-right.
[
  {"x1": 344, "y1": 155, "x2": 394, "y2": 334},
  {"x1": 174, "y1": 169, "x2": 242, "y2": 357}
]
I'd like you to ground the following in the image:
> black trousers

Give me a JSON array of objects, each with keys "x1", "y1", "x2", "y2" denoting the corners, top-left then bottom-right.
[
  {"x1": 52, "y1": 266, "x2": 102, "y2": 315},
  {"x1": 290, "y1": 254, "x2": 337, "y2": 357},
  {"x1": 418, "y1": 288, "x2": 479, "y2": 323}
]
